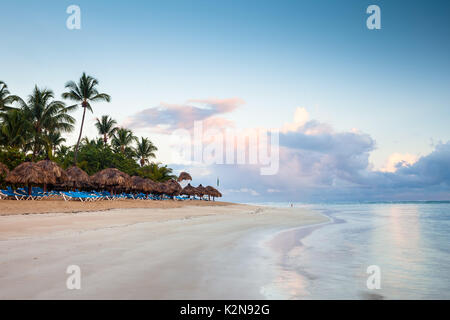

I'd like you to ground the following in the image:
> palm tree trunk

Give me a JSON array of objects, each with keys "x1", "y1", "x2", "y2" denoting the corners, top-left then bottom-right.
[
  {"x1": 73, "y1": 105, "x2": 87, "y2": 165},
  {"x1": 32, "y1": 144, "x2": 38, "y2": 161}
]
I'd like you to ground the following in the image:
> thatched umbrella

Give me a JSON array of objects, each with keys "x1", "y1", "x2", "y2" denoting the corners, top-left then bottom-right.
[
  {"x1": 206, "y1": 186, "x2": 222, "y2": 201},
  {"x1": 131, "y1": 176, "x2": 146, "y2": 192},
  {"x1": 143, "y1": 179, "x2": 159, "y2": 194},
  {"x1": 36, "y1": 160, "x2": 68, "y2": 192},
  {"x1": 205, "y1": 186, "x2": 220, "y2": 201},
  {"x1": 90, "y1": 168, "x2": 131, "y2": 193},
  {"x1": 196, "y1": 184, "x2": 207, "y2": 199},
  {"x1": 177, "y1": 172, "x2": 192, "y2": 182},
  {"x1": 6, "y1": 162, "x2": 49, "y2": 195},
  {"x1": 165, "y1": 179, "x2": 182, "y2": 197},
  {"x1": 0, "y1": 162, "x2": 9, "y2": 179},
  {"x1": 65, "y1": 166, "x2": 90, "y2": 189},
  {"x1": 156, "y1": 181, "x2": 170, "y2": 196},
  {"x1": 181, "y1": 183, "x2": 196, "y2": 199}
]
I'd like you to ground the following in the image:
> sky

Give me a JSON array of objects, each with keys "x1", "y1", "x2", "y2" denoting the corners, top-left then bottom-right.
[{"x1": 1, "y1": 0, "x2": 450, "y2": 201}]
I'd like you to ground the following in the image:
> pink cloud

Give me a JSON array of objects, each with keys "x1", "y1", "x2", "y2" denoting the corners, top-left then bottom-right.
[{"x1": 123, "y1": 98, "x2": 244, "y2": 133}]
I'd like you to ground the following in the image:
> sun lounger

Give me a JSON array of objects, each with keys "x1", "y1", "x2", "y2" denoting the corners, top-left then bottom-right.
[{"x1": 0, "y1": 189, "x2": 26, "y2": 200}]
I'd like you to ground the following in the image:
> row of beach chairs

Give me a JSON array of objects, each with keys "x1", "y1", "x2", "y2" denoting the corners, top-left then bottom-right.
[
  {"x1": 0, "y1": 187, "x2": 194, "y2": 202},
  {"x1": 0, "y1": 187, "x2": 59, "y2": 200}
]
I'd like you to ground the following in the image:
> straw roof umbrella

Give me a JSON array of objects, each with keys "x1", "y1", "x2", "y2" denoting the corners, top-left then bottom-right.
[
  {"x1": 65, "y1": 166, "x2": 90, "y2": 189},
  {"x1": 144, "y1": 179, "x2": 158, "y2": 194},
  {"x1": 91, "y1": 168, "x2": 131, "y2": 193},
  {"x1": 36, "y1": 160, "x2": 68, "y2": 192},
  {"x1": 205, "y1": 186, "x2": 221, "y2": 201},
  {"x1": 131, "y1": 176, "x2": 146, "y2": 192},
  {"x1": 181, "y1": 183, "x2": 196, "y2": 199},
  {"x1": 165, "y1": 179, "x2": 182, "y2": 197},
  {"x1": 154, "y1": 181, "x2": 167, "y2": 196},
  {"x1": 0, "y1": 162, "x2": 9, "y2": 179},
  {"x1": 162, "y1": 181, "x2": 173, "y2": 197},
  {"x1": 196, "y1": 184, "x2": 207, "y2": 198},
  {"x1": 6, "y1": 162, "x2": 49, "y2": 195},
  {"x1": 177, "y1": 172, "x2": 192, "y2": 182}
]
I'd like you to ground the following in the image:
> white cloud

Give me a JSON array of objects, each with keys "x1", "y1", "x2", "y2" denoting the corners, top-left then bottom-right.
[
  {"x1": 282, "y1": 107, "x2": 310, "y2": 133},
  {"x1": 380, "y1": 153, "x2": 418, "y2": 173},
  {"x1": 225, "y1": 188, "x2": 260, "y2": 196}
]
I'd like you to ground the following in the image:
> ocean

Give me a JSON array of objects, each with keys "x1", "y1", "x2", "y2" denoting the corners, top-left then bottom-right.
[{"x1": 249, "y1": 202, "x2": 450, "y2": 300}]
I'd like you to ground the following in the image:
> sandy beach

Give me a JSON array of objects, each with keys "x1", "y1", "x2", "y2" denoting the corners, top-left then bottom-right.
[
  {"x1": 0, "y1": 198, "x2": 231, "y2": 216},
  {"x1": 0, "y1": 203, "x2": 327, "y2": 299}
]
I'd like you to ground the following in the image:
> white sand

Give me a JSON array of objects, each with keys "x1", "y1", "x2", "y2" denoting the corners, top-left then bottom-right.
[{"x1": 0, "y1": 205, "x2": 327, "y2": 299}]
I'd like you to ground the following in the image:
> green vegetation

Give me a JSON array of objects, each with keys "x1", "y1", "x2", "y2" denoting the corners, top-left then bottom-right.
[{"x1": 0, "y1": 75, "x2": 176, "y2": 182}]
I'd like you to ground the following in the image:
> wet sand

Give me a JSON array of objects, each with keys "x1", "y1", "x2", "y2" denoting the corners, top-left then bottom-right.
[{"x1": 0, "y1": 204, "x2": 327, "y2": 299}]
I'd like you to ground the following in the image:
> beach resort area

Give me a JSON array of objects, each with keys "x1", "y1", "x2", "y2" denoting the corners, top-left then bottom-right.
[
  {"x1": 0, "y1": 75, "x2": 328, "y2": 299},
  {"x1": 2, "y1": 1, "x2": 450, "y2": 307}
]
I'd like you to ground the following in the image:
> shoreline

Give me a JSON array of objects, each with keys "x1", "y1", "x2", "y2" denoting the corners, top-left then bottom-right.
[
  {"x1": 0, "y1": 205, "x2": 327, "y2": 299},
  {"x1": 260, "y1": 209, "x2": 333, "y2": 299}
]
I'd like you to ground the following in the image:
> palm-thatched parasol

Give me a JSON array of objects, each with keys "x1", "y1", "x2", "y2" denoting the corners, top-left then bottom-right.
[
  {"x1": 6, "y1": 162, "x2": 49, "y2": 195},
  {"x1": 36, "y1": 160, "x2": 68, "y2": 192},
  {"x1": 131, "y1": 176, "x2": 146, "y2": 192},
  {"x1": 177, "y1": 172, "x2": 192, "y2": 182},
  {"x1": 181, "y1": 183, "x2": 196, "y2": 199},
  {"x1": 65, "y1": 166, "x2": 90, "y2": 189},
  {"x1": 205, "y1": 186, "x2": 221, "y2": 201},
  {"x1": 157, "y1": 181, "x2": 170, "y2": 196},
  {"x1": 0, "y1": 162, "x2": 9, "y2": 179},
  {"x1": 196, "y1": 184, "x2": 207, "y2": 198},
  {"x1": 164, "y1": 179, "x2": 182, "y2": 197},
  {"x1": 144, "y1": 179, "x2": 158, "y2": 194},
  {"x1": 90, "y1": 168, "x2": 131, "y2": 193}
]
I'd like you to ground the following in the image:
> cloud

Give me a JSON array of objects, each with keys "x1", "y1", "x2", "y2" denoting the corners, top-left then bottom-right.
[
  {"x1": 282, "y1": 107, "x2": 310, "y2": 132},
  {"x1": 131, "y1": 100, "x2": 449, "y2": 201},
  {"x1": 388, "y1": 142, "x2": 450, "y2": 188},
  {"x1": 123, "y1": 98, "x2": 244, "y2": 133},
  {"x1": 380, "y1": 153, "x2": 418, "y2": 173},
  {"x1": 225, "y1": 188, "x2": 260, "y2": 196}
]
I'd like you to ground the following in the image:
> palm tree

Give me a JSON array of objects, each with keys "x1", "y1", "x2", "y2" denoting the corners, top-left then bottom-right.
[
  {"x1": 112, "y1": 127, "x2": 137, "y2": 153},
  {"x1": 44, "y1": 131, "x2": 66, "y2": 159},
  {"x1": 17, "y1": 86, "x2": 75, "y2": 160},
  {"x1": 0, "y1": 81, "x2": 20, "y2": 113},
  {"x1": 0, "y1": 109, "x2": 30, "y2": 149},
  {"x1": 139, "y1": 163, "x2": 175, "y2": 182},
  {"x1": 62, "y1": 73, "x2": 111, "y2": 164},
  {"x1": 81, "y1": 136, "x2": 104, "y2": 148},
  {"x1": 134, "y1": 137, "x2": 157, "y2": 167},
  {"x1": 95, "y1": 115, "x2": 117, "y2": 144},
  {"x1": 55, "y1": 145, "x2": 71, "y2": 159}
]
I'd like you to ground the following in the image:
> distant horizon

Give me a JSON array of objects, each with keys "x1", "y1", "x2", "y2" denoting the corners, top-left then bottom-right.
[{"x1": 244, "y1": 200, "x2": 450, "y2": 205}]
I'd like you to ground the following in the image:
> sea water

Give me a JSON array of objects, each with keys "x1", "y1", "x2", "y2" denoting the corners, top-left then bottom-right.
[{"x1": 250, "y1": 202, "x2": 450, "y2": 299}]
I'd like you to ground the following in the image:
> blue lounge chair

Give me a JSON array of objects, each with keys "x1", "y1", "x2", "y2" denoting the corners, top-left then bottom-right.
[{"x1": 0, "y1": 189, "x2": 26, "y2": 200}]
